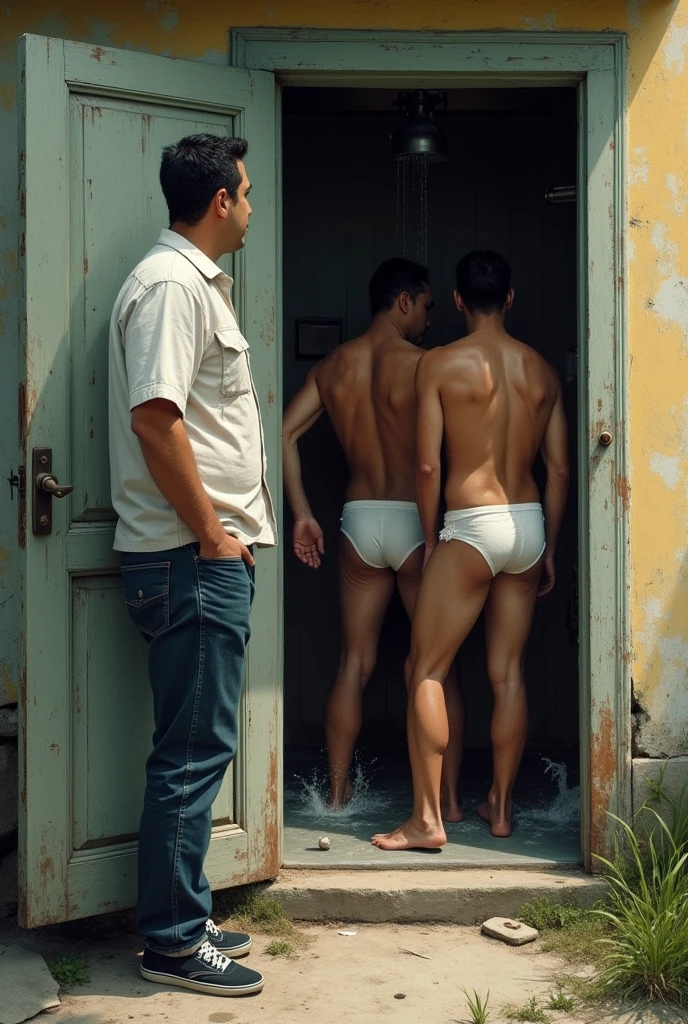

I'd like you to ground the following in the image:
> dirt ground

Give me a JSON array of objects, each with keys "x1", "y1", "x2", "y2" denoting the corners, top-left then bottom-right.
[{"x1": 5, "y1": 921, "x2": 684, "y2": 1024}]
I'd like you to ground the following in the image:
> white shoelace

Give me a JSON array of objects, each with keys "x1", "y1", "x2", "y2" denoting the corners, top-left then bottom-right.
[
  {"x1": 206, "y1": 918, "x2": 222, "y2": 940},
  {"x1": 196, "y1": 940, "x2": 231, "y2": 972}
]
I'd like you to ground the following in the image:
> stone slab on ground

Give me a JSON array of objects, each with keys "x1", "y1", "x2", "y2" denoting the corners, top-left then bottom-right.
[
  {"x1": 0, "y1": 944, "x2": 60, "y2": 1023},
  {"x1": 267, "y1": 867, "x2": 607, "y2": 923},
  {"x1": 482, "y1": 916, "x2": 539, "y2": 945}
]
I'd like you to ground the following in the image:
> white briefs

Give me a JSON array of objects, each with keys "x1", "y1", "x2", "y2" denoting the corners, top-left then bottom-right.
[
  {"x1": 439, "y1": 502, "x2": 546, "y2": 577},
  {"x1": 340, "y1": 500, "x2": 424, "y2": 572}
]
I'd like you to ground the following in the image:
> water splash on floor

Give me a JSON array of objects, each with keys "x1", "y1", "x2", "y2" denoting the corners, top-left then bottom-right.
[
  {"x1": 285, "y1": 760, "x2": 392, "y2": 824},
  {"x1": 518, "y1": 758, "x2": 580, "y2": 826}
]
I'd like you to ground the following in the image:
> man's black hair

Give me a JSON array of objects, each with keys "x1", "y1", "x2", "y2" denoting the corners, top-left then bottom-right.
[
  {"x1": 160, "y1": 133, "x2": 248, "y2": 226},
  {"x1": 369, "y1": 258, "x2": 430, "y2": 316},
  {"x1": 455, "y1": 250, "x2": 512, "y2": 315}
]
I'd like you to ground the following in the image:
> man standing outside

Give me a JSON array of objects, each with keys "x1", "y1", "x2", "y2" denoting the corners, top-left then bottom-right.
[
  {"x1": 373, "y1": 250, "x2": 569, "y2": 851},
  {"x1": 109, "y1": 134, "x2": 276, "y2": 996},
  {"x1": 283, "y1": 260, "x2": 464, "y2": 819}
]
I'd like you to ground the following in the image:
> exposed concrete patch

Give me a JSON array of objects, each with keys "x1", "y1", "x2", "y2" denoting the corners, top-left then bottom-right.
[
  {"x1": 626, "y1": 0, "x2": 645, "y2": 29},
  {"x1": 664, "y1": 20, "x2": 688, "y2": 75},
  {"x1": 266, "y1": 869, "x2": 606, "y2": 924},
  {"x1": 653, "y1": 275, "x2": 688, "y2": 343},
  {"x1": 635, "y1": 592, "x2": 688, "y2": 757},
  {"x1": 630, "y1": 145, "x2": 649, "y2": 184},
  {"x1": 83, "y1": 18, "x2": 122, "y2": 48},
  {"x1": 632, "y1": 756, "x2": 688, "y2": 816},
  {"x1": 651, "y1": 221, "x2": 679, "y2": 271},
  {"x1": 649, "y1": 451, "x2": 682, "y2": 489},
  {"x1": 519, "y1": 12, "x2": 557, "y2": 30},
  {"x1": 197, "y1": 48, "x2": 227, "y2": 66},
  {"x1": 667, "y1": 173, "x2": 687, "y2": 215},
  {"x1": 159, "y1": 11, "x2": 180, "y2": 33},
  {"x1": 649, "y1": 222, "x2": 688, "y2": 345}
]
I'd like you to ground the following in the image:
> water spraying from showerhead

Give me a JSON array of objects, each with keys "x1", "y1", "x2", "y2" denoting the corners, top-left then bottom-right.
[{"x1": 391, "y1": 91, "x2": 447, "y2": 266}]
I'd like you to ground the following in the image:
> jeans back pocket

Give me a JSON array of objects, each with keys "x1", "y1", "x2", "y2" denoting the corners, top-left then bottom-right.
[{"x1": 121, "y1": 562, "x2": 171, "y2": 638}]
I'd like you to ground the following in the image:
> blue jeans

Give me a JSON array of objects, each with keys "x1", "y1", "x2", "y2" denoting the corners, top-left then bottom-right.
[{"x1": 120, "y1": 543, "x2": 255, "y2": 953}]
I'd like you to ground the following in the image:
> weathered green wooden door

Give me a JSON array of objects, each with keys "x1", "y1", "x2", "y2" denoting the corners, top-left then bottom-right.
[{"x1": 17, "y1": 35, "x2": 281, "y2": 927}]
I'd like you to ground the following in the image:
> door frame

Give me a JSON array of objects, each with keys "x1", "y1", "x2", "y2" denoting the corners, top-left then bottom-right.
[{"x1": 231, "y1": 28, "x2": 630, "y2": 870}]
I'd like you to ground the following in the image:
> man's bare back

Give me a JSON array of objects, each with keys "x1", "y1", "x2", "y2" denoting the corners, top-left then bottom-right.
[
  {"x1": 311, "y1": 331, "x2": 422, "y2": 501},
  {"x1": 372, "y1": 249, "x2": 569, "y2": 852},
  {"x1": 282, "y1": 260, "x2": 466, "y2": 815},
  {"x1": 426, "y1": 325, "x2": 559, "y2": 511}
]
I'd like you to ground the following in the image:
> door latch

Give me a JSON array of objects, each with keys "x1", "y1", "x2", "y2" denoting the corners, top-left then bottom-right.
[
  {"x1": 32, "y1": 448, "x2": 73, "y2": 536},
  {"x1": 7, "y1": 466, "x2": 25, "y2": 501}
]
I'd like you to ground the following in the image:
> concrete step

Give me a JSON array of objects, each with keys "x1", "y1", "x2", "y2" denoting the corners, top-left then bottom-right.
[{"x1": 267, "y1": 868, "x2": 606, "y2": 924}]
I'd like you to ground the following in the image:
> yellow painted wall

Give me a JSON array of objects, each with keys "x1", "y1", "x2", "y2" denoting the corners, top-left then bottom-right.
[{"x1": 0, "y1": 0, "x2": 686, "y2": 758}]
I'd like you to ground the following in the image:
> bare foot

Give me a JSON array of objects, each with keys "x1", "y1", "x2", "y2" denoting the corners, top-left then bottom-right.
[
  {"x1": 328, "y1": 779, "x2": 354, "y2": 811},
  {"x1": 477, "y1": 800, "x2": 512, "y2": 838},
  {"x1": 371, "y1": 820, "x2": 446, "y2": 851},
  {"x1": 441, "y1": 803, "x2": 465, "y2": 824}
]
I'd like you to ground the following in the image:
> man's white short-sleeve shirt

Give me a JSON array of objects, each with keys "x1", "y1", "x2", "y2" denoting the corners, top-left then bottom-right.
[{"x1": 109, "y1": 229, "x2": 277, "y2": 552}]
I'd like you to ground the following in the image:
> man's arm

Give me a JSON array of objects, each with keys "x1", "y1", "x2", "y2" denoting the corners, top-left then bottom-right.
[
  {"x1": 282, "y1": 370, "x2": 325, "y2": 568},
  {"x1": 538, "y1": 374, "x2": 570, "y2": 596},
  {"x1": 132, "y1": 399, "x2": 254, "y2": 564},
  {"x1": 415, "y1": 352, "x2": 444, "y2": 568}
]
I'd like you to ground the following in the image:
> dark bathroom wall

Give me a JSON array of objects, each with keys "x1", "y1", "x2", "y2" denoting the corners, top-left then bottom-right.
[{"x1": 282, "y1": 89, "x2": 579, "y2": 753}]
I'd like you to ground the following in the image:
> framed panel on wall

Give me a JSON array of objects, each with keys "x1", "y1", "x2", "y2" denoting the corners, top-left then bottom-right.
[{"x1": 295, "y1": 317, "x2": 343, "y2": 359}]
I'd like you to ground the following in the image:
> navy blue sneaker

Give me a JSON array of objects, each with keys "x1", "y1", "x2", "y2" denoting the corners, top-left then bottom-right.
[
  {"x1": 206, "y1": 918, "x2": 252, "y2": 957},
  {"x1": 140, "y1": 940, "x2": 265, "y2": 996}
]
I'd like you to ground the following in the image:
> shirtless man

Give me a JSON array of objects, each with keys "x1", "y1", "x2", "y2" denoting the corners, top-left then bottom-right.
[
  {"x1": 283, "y1": 259, "x2": 463, "y2": 813},
  {"x1": 372, "y1": 250, "x2": 569, "y2": 850}
]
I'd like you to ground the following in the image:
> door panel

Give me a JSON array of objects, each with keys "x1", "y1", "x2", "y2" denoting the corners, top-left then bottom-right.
[
  {"x1": 70, "y1": 97, "x2": 237, "y2": 523},
  {"x1": 18, "y1": 35, "x2": 280, "y2": 927}
]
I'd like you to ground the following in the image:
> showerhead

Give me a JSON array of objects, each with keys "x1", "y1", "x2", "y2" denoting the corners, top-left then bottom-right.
[{"x1": 390, "y1": 90, "x2": 448, "y2": 163}]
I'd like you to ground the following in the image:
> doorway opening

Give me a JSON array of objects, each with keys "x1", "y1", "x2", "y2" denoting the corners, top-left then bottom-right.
[{"x1": 281, "y1": 85, "x2": 580, "y2": 868}]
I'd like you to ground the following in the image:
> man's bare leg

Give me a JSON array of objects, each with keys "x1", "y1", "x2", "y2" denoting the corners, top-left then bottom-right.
[
  {"x1": 372, "y1": 541, "x2": 492, "y2": 850},
  {"x1": 326, "y1": 537, "x2": 395, "y2": 809},
  {"x1": 477, "y1": 560, "x2": 542, "y2": 838},
  {"x1": 440, "y1": 659, "x2": 464, "y2": 823},
  {"x1": 395, "y1": 555, "x2": 465, "y2": 824}
]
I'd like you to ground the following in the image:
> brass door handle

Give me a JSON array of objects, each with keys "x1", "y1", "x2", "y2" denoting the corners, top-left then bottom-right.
[
  {"x1": 35, "y1": 472, "x2": 73, "y2": 498},
  {"x1": 598, "y1": 431, "x2": 613, "y2": 447}
]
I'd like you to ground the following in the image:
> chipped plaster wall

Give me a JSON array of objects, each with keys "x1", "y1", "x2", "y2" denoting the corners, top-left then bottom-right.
[{"x1": 0, "y1": 0, "x2": 686, "y2": 762}]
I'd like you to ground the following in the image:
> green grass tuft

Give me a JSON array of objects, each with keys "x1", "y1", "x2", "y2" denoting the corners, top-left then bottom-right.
[
  {"x1": 505, "y1": 996, "x2": 550, "y2": 1022},
  {"x1": 462, "y1": 987, "x2": 490, "y2": 1024},
  {"x1": 264, "y1": 939, "x2": 296, "y2": 958},
  {"x1": 518, "y1": 894, "x2": 591, "y2": 932},
  {"x1": 49, "y1": 954, "x2": 90, "y2": 990},
  {"x1": 547, "y1": 988, "x2": 574, "y2": 1011}
]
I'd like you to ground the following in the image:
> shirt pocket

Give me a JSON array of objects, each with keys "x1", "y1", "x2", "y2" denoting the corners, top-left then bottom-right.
[{"x1": 216, "y1": 327, "x2": 251, "y2": 399}]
